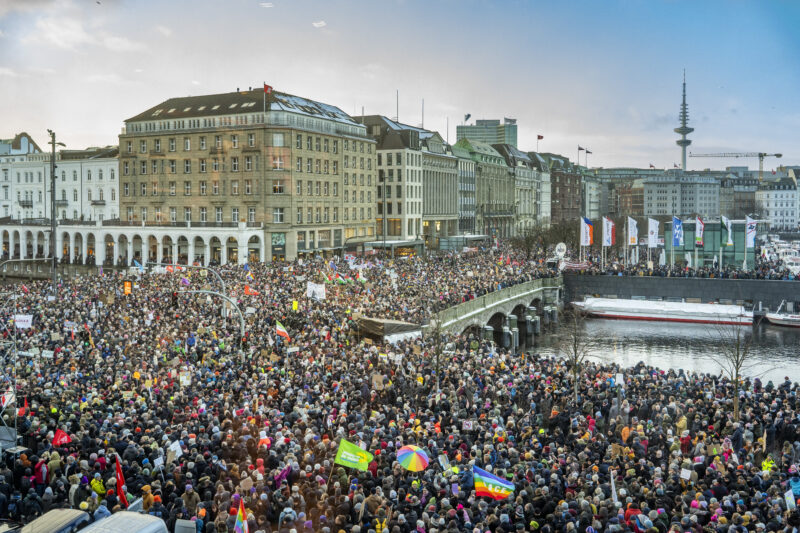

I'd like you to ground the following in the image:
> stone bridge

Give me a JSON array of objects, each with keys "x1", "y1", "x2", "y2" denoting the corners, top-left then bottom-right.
[{"x1": 432, "y1": 276, "x2": 563, "y2": 337}]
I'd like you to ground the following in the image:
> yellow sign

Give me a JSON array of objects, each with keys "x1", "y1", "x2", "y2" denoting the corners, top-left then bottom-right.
[
  {"x1": 292, "y1": 300, "x2": 298, "y2": 311},
  {"x1": 133, "y1": 371, "x2": 141, "y2": 380},
  {"x1": 123, "y1": 281, "x2": 132, "y2": 295}
]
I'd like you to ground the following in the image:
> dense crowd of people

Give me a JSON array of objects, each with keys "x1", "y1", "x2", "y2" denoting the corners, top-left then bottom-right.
[{"x1": 1, "y1": 243, "x2": 800, "y2": 532}]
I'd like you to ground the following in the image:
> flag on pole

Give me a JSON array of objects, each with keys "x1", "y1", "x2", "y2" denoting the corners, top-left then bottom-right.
[
  {"x1": 1, "y1": 389, "x2": 14, "y2": 407},
  {"x1": 745, "y1": 216, "x2": 757, "y2": 248},
  {"x1": 133, "y1": 259, "x2": 144, "y2": 272},
  {"x1": 649, "y1": 163, "x2": 655, "y2": 169},
  {"x1": 333, "y1": 439, "x2": 373, "y2": 471},
  {"x1": 246, "y1": 270, "x2": 255, "y2": 282},
  {"x1": 275, "y1": 321, "x2": 290, "y2": 341},
  {"x1": 647, "y1": 218, "x2": 659, "y2": 248},
  {"x1": 464, "y1": 113, "x2": 471, "y2": 123},
  {"x1": 537, "y1": 134, "x2": 544, "y2": 140},
  {"x1": 627, "y1": 217, "x2": 638, "y2": 245},
  {"x1": 17, "y1": 397, "x2": 27, "y2": 416},
  {"x1": 695, "y1": 217, "x2": 705, "y2": 246},
  {"x1": 721, "y1": 215, "x2": 733, "y2": 246},
  {"x1": 263, "y1": 83, "x2": 273, "y2": 95},
  {"x1": 580, "y1": 217, "x2": 593, "y2": 246},
  {"x1": 115, "y1": 454, "x2": 129, "y2": 508},
  {"x1": 602, "y1": 217, "x2": 615, "y2": 247},
  {"x1": 234, "y1": 499, "x2": 249, "y2": 533},
  {"x1": 472, "y1": 465, "x2": 515, "y2": 500},
  {"x1": 52, "y1": 429, "x2": 71, "y2": 446},
  {"x1": 180, "y1": 277, "x2": 190, "y2": 286},
  {"x1": 243, "y1": 263, "x2": 250, "y2": 272},
  {"x1": 672, "y1": 217, "x2": 684, "y2": 246},
  {"x1": 84, "y1": 323, "x2": 95, "y2": 348}
]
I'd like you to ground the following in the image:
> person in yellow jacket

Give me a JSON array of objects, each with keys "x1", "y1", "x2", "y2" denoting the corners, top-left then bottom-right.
[
  {"x1": 90, "y1": 473, "x2": 106, "y2": 496},
  {"x1": 762, "y1": 455, "x2": 777, "y2": 473}
]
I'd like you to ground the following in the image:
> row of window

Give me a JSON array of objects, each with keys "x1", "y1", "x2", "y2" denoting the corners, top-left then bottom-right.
[
  {"x1": 127, "y1": 133, "x2": 257, "y2": 154},
  {"x1": 127, "y1": 133, "x2": 374, "y2": 155},
  {"x1": 293, "y1": 206, "x2": 371, "y2": 224},
  {"x1": 14, "y1": 188, "x2": 115, "y2": 202},
  {"x1": 123, "y1": 179, "x2": 254, "y2": 197},
  {"x1": 126, "y1": 206, "x2": 257, "y2": 223},
  {"x1": 1, "y1": 168, "x2": 115, "y2": 183},
  {"x1": 123, "y1": 156, "x2": 257, "y2": 176},
  {"x1": 294, "y1": 134, "x2": 370, "y2": 155}
]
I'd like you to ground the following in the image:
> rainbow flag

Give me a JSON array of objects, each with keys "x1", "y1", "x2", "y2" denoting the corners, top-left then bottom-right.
[
  {"x1": 234, "y1": 499, "x2": 249, "y2": 533},
  {"x1": 473, "y1": 465, "x2": 514, "y2": 500},
  {"x1": 246, "y1": 270, "x2": 255, "y2": 281}
]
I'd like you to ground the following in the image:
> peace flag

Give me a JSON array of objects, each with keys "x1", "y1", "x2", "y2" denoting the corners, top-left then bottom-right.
[
  {"x1": 472, "y1": 465, "x2": 514, "y2": 500},
  {"x1": 233, "y1": 499, "x2": 249, "y2": 533},
  {"x1": 334, "y1": 439, "x2": 373, "y2": 471}
]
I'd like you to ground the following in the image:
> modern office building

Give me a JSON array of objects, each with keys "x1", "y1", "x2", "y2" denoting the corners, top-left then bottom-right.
[
  {"x1": 120, "y1": 87, "x2": 377, "y2": 262},
  {"x1": 456, "y1": 118, "x2": 518, "y2": 148}
]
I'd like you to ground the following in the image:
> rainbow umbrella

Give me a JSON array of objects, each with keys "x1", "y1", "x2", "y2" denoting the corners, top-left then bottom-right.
[{"x1": 397, "y1": 445, "x2": 429, "y2": 471}]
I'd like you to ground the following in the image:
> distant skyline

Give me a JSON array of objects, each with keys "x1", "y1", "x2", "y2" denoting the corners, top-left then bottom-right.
[{"x1": 0, "y1": 0, "x2": 798, "y2": 171}]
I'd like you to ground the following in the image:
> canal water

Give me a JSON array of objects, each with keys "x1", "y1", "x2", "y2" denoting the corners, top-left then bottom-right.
[{"x1": 532, "y1": 318, "x2": 800, "y2": 385}]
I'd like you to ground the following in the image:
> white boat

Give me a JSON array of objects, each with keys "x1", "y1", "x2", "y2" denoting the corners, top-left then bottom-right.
[
  {"x1": 572, "y1": 297, "x2": 753, "y2": 325},
  {"x1": 765, "y1": 300, "x2": 800, "y2": 328}
]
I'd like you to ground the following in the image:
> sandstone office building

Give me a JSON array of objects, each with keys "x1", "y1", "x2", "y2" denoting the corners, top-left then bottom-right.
[{"x1": 119, "y1": 87, "x2": 377, "y2": 262}]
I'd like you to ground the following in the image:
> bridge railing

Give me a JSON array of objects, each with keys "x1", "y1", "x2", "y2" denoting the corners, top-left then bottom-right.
[{"x1": 434, "y1": 276, "x2": 562, "y2": 329}]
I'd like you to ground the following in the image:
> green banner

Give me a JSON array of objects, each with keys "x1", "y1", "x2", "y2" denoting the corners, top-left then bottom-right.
[{"x1": 334, "y1": 439, "x2": 373, "y2": 471}]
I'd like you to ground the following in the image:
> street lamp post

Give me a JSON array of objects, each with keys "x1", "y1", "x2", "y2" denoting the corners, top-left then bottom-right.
[{"x1": 47, "y1": 130, "x2": 65, "y2": 295}]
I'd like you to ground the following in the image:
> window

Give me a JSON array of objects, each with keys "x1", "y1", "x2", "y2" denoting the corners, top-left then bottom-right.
[
  {"x1": 232, "y1": 207, "x2": 239, "y2": 222},
  {"x1": 324, "y1": 139, "x2": 329, "y2": 152},
  {"x1": 184, "y1": 138, "x2": 190, "y2": 151},
  {"x1": 127, "y1": 206, "x2": 133, "y2": 220},
  {"x1": 87, "y1": 189, "x2": 92, "y2": 202},
  {"x1": 296, "y1": 157, "x2": 302, "y2": 172},
  {"x1": 296, "y1": 134, "x2": 302, "y2": 149},
  {"x1": 344, "y1": 139, "x2": 349, "y2": 151},
  {"x1": 199, "y1": 207, "x2": 207, "y2": 222},
  {"x1": 73, "y1": 170, "x2": 77, "y2": 181},
  {"x1": 315, "y1": 207, "x2": 321, "y2": 223},
  {"x1": 212, "y1": 181, "x2": 219, "y2": 195},
  {"x1": 140, "y1": 161, "x2": 147, "y2": 175},
  {"x1": 272, "y1": 133, "x2": 283, "y2": 147},
  {"x1": 315, "y1": 137, "x2": 321, "y2": 151},
  {"x1": 333, "y1": 183, "x2": 338, "y2": 196},
  {"x1": 248, "y1": 133, "x2": 255, "y2": 147},
  {"x1": 324, "y1": 182, "x2": 329, "y2": 196},
  {"x1": 199, "y1": 136, "x2": 206, "y2": 149},
  {"x1": 306, "y1": 158, "x2": 312, "y2": 173},
  {"x1": 200, "y1": 159, "x2": 207, "y2": 172},
  {"x1": 296, "y1": 180, "x2": 302, "y2": 195},
  {"x1": 273, "y1": 208, "x2": 284, "y2": 223},
  {"x1": 140, "y1": 140, "x2": 147, "y2": 153},
  {"x1": 215, "y1": 206, "x2": 223, "y2": 222},
  {"x1": 215, "y1": 135, "x2": 222, "y2": 148},
  {"x1": 297, "y1": 207, "x2": 303, "y2": 223},
  {"x1": 306, "y1": 181, "x2": 312, "y2": 195},
  {"x1": 315, "y1": 181, "x2": 321, "y2": 195},
  {"x1": 323, "y1": 207, "x2": 329, "y2": 222},
  {"x1": 248, "y1": 208, "x2": 255, "y2": 222},
  {"x1": 232, "y1": 180, "x2": 239, "y2": 195},
  {"x1": 272, "y1": 181, "x2": 285, "y2": 194},
  {"x1": 231, "y1": 135, "x2": 238, "y2": 148},
  {"x1": 306, "y1": 136, "x2": 312, "y2": 150},
  {"x1": 184, "y1": 159, "x2": 191, "y2": 173},
  {"x1": 184, "y1": 181, "x2": 191, "y2": 195},
  {"x1": 111, "y1": 189, "x2": 116, "y2": 201},
  {"x1": 169, "y1": 160, "x2": 176, "y2": 173},
  {"x1": 344, "y1": 173, "x2": 349, "y2": 185},
  {"x1": 212, "y1": 159, "x2": 219, "y2": 172},
  {"x1": 333, "y1": 207, "x2": 338, "y2": 222},
  {"x1": 231, "y1": 157, "x2": 239, "y2": 172},
  {"x1": 152, "y1": 160, "x2": 158, "y2": 174},
  {"x1": 126, "y1": 141, "x2": 132, "y2": 153},
  {"x1": 169, "y1": 138, "x2": 176, "y2": 152},
  {"x1": 140, "y1": 207, "x2": 147, "y2": 221},
  {"x1": 199, "y1": 181, "x2": 206, "y2": 195},
  {"x1": 324, "y1": 160, "x2": 329, "y2": 174},
  {"x1": 245, "y1": 156, "x2": 252, "y2": 171},
  {"x1": 155, "y1": 207, "x2": 162, "y2": 221},
  {"x1": 306, "y1": 207, "x2": 312, "y2": 223},
  {"x1": 272, "y1": 156, "x2": 283, "y2": 170},
  {"x1": 184, "y1": 207, "x2": 191, "y2": 222},
  {"x1": 387, "y1": 153, "x2": 393, "y2": 166},
  {"x1": 315, "y1": 160, "x2": 321, "y2": 174},
  {"x1": 333, "y1": 161, "x2": 338, "y2": 174},
  {"x1": 124, "y1": 183, "x2": 129, "y2": 196},
  {"x1": 245, "y1": 179, "x2": 252, "y2": 194},
  {"x1": 151, "y1": 182, "x2": 158, "y2": 196},
  {"x1": 333, "y1": 140, "x2": 338, "y2": 154},
  {"x1": 140, "y1": 183, "x2": 147, "y2": 196}
]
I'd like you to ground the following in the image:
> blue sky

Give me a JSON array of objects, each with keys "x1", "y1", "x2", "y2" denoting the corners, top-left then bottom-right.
[{"x1": 0, "y1": 0, "x2": 797, "y2": 170}]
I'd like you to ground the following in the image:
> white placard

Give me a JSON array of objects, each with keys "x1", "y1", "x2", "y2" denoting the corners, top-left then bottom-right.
[
  {"x1": 41, "y1": 350, "x2": 54, "y2": 359},
  {"x1": 168, "y1": 440, "x2": 183, "y2": 459},
  {"x1": 13, "y1": 315, "x2": 33, "y2": 329},
  {"x1": 680, "y1": 468, "x2": 692, "y2": 480},
  {"x1": 286, "y1": 346, "x2": 299, "y2": 354},
  {"x1": 786, "y1": 489, "x2": 797, "y2": 510},
  {"x1": 153, "y1": 456, "x2": 164, "y2": 469},
  {"x1": 306, "y1": 282, "x2": 326, "y2": 300}
]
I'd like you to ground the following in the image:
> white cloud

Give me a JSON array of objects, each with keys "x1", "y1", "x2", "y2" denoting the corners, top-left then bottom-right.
[
  {"x1": 312, "y1": 21, "x2": 327, "y2": 28},
  {"x1": 155, "y1": 25, "x2": 172, "y2": 37},
  {"x1": 0, "y1": 67, "x2": 20, "y2": 77},
  {"x1": 0, "y1": 0, "x2": 55, "y2": 19},
  {"x1": 87, "y1": 73, "x2": 124, "y2": 84},
  {"x1": 191, "y1": 80, "x2": 200, "y2": 85},
  {"x1": 102, "y1": 35, "x2": 144, "y2": 52},
  {"x1": 259, "y1": 2, "x2": 274, "y2": 7},
  {"x1": 25, "y1": 16, "x2": 93, "y2": 49}
]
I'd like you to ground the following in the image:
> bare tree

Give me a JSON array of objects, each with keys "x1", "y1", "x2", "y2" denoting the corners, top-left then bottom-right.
[
  {"x1": 705, "y1": 323, "x2": 763, "y2": 421},
  {"x1": 557, "y1": 309, "x2": 597, "y2": 403}
]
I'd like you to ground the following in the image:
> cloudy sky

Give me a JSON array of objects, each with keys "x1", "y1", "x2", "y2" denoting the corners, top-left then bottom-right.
[{"x1": 1, "y1": 0, "x2": 797, "y2": 170}]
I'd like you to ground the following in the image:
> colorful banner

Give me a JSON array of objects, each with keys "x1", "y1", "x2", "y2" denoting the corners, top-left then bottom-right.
[
  {"x1": 647, "y1": 218, "x2": 659, "y2": 249},
  {"x1": 334, "y1": 439, "x2": 373, "y2": 471},
  {"x1": 473, "y1": 465, "x2": 514, "y2": 500},
  {"x1": 627, "y1": 217, "x2": 638, "y2": 246},
  {"x1": 746, "y1": 216, "x2": 757, "y2": 248},
  {"x1": 602, "y1": 217, "x2": 615, "y2": 247},
  {"x1": 580, "y1": 217, "x2": 593, "y2": 246},
  {"x1": 672, "y1": 217, "x2": 684, "y2": 247},
  {"x1": 695, "y1": 217, "x2": 704, "y2": 247}
]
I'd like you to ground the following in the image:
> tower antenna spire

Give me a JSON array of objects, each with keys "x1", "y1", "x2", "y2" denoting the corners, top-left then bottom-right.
[{"x1": 674, "y1": 70, "x2": 693, "y2": 170}]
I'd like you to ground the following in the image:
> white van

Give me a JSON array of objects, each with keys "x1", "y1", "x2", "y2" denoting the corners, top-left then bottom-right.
[{"x1": 81, "y1": 512, "x2": 168, "y2": 533}]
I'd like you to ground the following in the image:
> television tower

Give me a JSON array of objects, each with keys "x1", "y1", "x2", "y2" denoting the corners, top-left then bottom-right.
[{"x1": 674, "y1": 70, "x2": 693, "y2": 171}]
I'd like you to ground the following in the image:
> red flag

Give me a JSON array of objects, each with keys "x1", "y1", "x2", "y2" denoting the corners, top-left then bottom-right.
[
  {"x1": 17, "y1": 397, "x2": 27, "y2": 416},
  {"x1": 649, "y1": 164, "x2": 655, "y2": 169},
  {"x1": 52, "y1": 429, "x2": 71, "y2": 446},
  {"x1": 244, "y1": 285, "x2": 260, "y2": 296},
  {"x1": 115, "y1": 455, "x2": 129, "y2": 508},
  {"x1": 166, "y1": 265, "x2": 174, "y2": 273},
  {"x1": 264, "y1": 83, "x2": 273, "y2": 95},
  {"x1": 20, "y1": 284, "x2": 28, "y2": 294},
  {"x1": 537, "y1": 135, "x2": 544, "y2": 140}
]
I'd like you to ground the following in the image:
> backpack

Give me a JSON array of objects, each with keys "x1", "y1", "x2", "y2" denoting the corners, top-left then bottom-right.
[{"x1": 374, "y1": 518, "x2": 387, "y2": 533}]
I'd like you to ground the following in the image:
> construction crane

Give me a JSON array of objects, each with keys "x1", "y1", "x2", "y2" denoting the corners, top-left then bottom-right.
[{"x1": 689, "y1": 152, "x2": 782, "y2": 181}]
